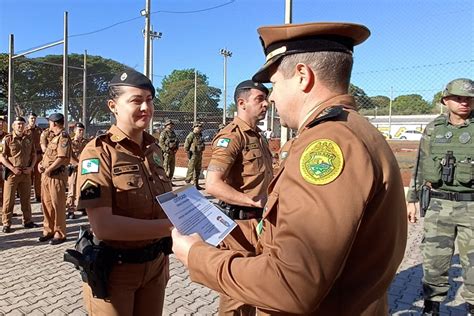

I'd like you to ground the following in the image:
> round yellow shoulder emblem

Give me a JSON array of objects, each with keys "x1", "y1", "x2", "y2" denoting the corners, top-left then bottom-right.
[{"x1": 299, "y1": 139, "x2": 344, "y2": 185}]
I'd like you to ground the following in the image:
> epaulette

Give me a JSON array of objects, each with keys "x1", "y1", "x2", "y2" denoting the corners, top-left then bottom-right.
[
  {"x1": 307, "y1": 106, "x2": 344, "y2": 128},
  {"x1": 433, "y1": 114, "x2": 448, "y2": 126}
]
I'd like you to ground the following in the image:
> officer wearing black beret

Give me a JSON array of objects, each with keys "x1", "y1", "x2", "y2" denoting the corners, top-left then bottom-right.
[
  {"x1": 25, "y1": 112, "x2": 43, "y2": 202},
  {"x1": 38, "y1": 111, "x2": 71, "y2": 244},
  {"x1": 109, "y1": 69, "x2": 155, "y2": 98},
  {"x1": 0, "y1": 114, "x2": 38, "y2": 233},
  {"x1": 75, "y1": 69, "x2": 172, "y2": 315}
]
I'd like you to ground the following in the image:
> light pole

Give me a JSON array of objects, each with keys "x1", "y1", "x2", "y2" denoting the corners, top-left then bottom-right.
[
  {"x1": 220, "y1": 48, "x2": 232, "y2": 124},
  {"x1": 140, "y1": 0, "x2": 151, "y2": 78}
]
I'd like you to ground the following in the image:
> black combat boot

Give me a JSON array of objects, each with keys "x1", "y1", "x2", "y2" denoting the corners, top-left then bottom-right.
[{"x1": 422, "y1": 300, "x2": 440, "y2": 315}]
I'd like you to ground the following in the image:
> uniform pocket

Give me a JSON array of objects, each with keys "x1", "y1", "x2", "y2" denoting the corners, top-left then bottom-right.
[
  {"x1": 242, "y1": 149, "x2": 263, "y2": 176},
  {"x1": 423, "y1": 157, "x2": 442, "y2": 184},
  {"x1": 112, "y1": 173, "x2": 146, "y2": 209},
  {"x1": 455, "y1": 161, "x2": 474, "y2": 185}
]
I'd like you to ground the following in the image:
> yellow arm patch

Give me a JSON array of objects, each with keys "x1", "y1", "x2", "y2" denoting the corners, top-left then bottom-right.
[{"x1": 299, "y1": 139, "x2": 344, "y2": 185}]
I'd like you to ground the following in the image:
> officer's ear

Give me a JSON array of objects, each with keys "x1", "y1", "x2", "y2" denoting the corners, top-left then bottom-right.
[
  {"x1": 295, "y1": 63, "x2": 314, "y2": 93},
  {"x1": 107, "y1": 99, "x2": 118, "y2": 115}
]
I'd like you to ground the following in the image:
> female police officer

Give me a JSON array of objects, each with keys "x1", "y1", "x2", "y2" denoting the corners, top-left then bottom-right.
[{"x1": 76, "y1": 69, "x2": 173, "y2": 315}]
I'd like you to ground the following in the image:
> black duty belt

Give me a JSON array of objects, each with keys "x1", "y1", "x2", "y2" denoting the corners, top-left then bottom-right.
[
  {"x1": 216, "y1": 201, "x2": 264, "y2": 220},
  {"x1": 431, "y1": 190, "x2": 474, "y2": 202},
  {"x1": 106, "y1": 237, "x2": 173, "y2": 264}
]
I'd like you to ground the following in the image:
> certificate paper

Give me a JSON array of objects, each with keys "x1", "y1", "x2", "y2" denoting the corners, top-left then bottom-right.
[{"x1": 156, "y1": 185, "x2": 236, "y2": 246}]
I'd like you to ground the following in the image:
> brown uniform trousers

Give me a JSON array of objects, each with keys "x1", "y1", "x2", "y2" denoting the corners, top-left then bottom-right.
[
  {"x1": 1, "y1": 132, "x2": 36, "y2": 226},
  {"x1": 0, "y1": 132, "x2": 7, "y2": 208},
  {"x1": 187, "y1": 95, "x2": 407, "y2": 315},
  {"x1": 209, "y1": 117, "x2": 273, "y2": 316},
  {"x1": 77, "y1": 125, "x2": 172, "y2": 315},
  {"x1": 40, "y1": 130, "x2": 71, "y2": 239},
  {"x1": 25, "y1": 125, "x2": 42, "y2": 200},
  {"x1": 66, "y1": 138, "x2": 88, "y2": 212}
]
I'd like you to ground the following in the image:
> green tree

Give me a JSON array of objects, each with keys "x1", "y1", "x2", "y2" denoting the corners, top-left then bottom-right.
[
  {"x1": 392, "y1": 94, "x2": 431, "y2": 115},
  {"x1": 369, "y1": 95, "x2": 391, "y2": 115},
  {"x1": 0, "y1": 53, "x2": 130, "y2": 124},
  {"x1": 349, "y1": 84, "x2": 376, "y2": 110},
  {"x1": 156, "y1": 69, "x2": 221, "y2": 112}
]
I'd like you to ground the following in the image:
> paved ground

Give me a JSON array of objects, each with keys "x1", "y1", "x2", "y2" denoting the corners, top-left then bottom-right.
[{"x1": 0, "y1": 180, "x2": 470, "y2": 315}]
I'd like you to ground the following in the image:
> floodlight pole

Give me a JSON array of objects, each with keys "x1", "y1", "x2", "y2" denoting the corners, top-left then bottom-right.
[
  {"x1": 63, "y1": 11, "x2": 68, "y2": 129},
  {"x1": 220, "y1": 48, "x2": 232, "y2": 124},
  {"x1": 7, "y1": 34, "x2": 14, "y2": 132}
]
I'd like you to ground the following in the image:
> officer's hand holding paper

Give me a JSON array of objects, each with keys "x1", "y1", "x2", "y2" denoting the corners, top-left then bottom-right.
[{"x1": 156, "y1": 184, "x2": 236, "y2": 246}]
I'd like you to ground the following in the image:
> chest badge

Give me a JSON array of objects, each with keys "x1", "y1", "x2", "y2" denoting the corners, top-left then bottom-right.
[
  {"x1": 299, "y1": 139, "x2": 344, "y2": 185},
  {"x1": 459, "y1": 132, "x2": 471, "y2": 144},
  {"x1": 153, "y1": 152, "x2": 162, "y2": 166},
  {"x1": 445, "y1": 131, "x2": 453, "y2": 139}
]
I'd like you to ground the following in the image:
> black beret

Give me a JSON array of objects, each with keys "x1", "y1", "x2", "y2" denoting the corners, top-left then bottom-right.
[
  {"x1": 14, "y1": 116, "x2": 26, "y2": 123},
  {"x1": 109, "y1": 69, "x2": 155, "y2": 98},
  {"x1": 48, "y1": 113, "x2": 64, "y2": 122},
  {"x1": 75, "y1": 122, "x2": 85, "y2": 129},
  {"x1": 29, "y1": 112, "x2": 38, "y2": 117},
  {"x1": 234, "y1": 80, "x2": 269, "y2": 102},
  {"x1": 252, "y1": 22, "x2": 370, "y2": 82}
]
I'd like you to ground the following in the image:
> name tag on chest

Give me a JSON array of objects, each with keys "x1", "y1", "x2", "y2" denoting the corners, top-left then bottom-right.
[{"x1": 113, "y1": 164, "x2": 140, "y2": 175}]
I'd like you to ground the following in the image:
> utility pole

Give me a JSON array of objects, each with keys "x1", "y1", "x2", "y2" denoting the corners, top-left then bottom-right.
[
  {"x1": 220, "y1": 48, "x2": 232, "y2": 124},
  {"x1": 142, "y1": 0, "x2": 151, "y2": 78},
  {"x1": 63, "y1": 11, "x2": 68, "y2": 129},
  {"x1": 194, "y1": 69, "x2": 198, "y2": 123},
  {"x1": 281, "y1": 0, "x2": 292, "y2": 147},
  {"x1": 7, "y1": 34, "x2": 14, "y2": 132},
  {"x1": 82, "y1": 50, "x2": 87, "y2": 134}
]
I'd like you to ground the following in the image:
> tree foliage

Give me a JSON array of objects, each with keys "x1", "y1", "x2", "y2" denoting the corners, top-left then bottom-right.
[
  {"x1": 0, "y1": 53, "x2": 130, "y2": 124},
  {"x1": 349, "y1": 84, "x2": 376, "y2": 110},
  {"x1": 155, "y1": 69, "x2": 221, "y2": 113},
  {"x1": 392, "y1": 94, "x2": 431, "y2": 114}
]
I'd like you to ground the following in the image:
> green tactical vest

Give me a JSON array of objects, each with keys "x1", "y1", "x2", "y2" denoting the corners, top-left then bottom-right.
[{"x1": 421, "y1": 114, "x2": 474, "y2": 192}]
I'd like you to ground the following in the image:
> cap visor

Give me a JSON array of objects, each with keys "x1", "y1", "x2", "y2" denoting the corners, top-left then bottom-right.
[{"x1": 252, "y1": 57, "x2": 281, "y2": 83}]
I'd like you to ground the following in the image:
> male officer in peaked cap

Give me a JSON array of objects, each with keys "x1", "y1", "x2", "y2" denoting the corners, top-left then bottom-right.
[
  {"x1": 159, "y1": 119, "x2": 179, "y2": 184},
  {"x1": 407, "y1": 78, "x2": 474, "y2": 315},
  {"x1": 172, "y1": 22, "x2": 407, "y2": 315},
  {"x1": 38, "y1": 112, "x2": 71, "y2": 244}
]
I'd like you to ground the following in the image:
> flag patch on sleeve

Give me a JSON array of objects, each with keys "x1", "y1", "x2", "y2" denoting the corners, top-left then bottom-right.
[
  {"x1": 216, "y1": 138, "x2": 231, "y2": 148},
  {"x1": 81, "y1": 158, "x2": 100, "y2": 174}
]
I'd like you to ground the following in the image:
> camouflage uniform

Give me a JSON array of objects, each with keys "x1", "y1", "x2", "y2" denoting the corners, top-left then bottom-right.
[
  {"x1": 407, "y1": 78, "x2": 474, "y2": 308},
  {"x1": 184, "y1": 128, "x2": 205, "y2": 185},
  {"x1": 158, "y1": 126, "x2": 179, "y2": 180}
]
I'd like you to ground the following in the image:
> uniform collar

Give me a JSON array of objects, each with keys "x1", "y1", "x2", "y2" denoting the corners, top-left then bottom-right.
[
  {"x1": 12, "y1": 131, "x2": 24, "y2": 139},
  {"x1": 233, "y1": 116, "x2": 260, "y2": 133},
  {"x1": 109, "y1": 125, "x2": 155, "y2": 147},
  {"x1": 298, "y1": 94, "x2": 356, "y2": 134}
]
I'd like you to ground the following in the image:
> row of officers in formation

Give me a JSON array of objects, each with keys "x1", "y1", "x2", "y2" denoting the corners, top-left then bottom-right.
[{"x1": 2, "y1": 21, "x2": 474, "y2": 316}]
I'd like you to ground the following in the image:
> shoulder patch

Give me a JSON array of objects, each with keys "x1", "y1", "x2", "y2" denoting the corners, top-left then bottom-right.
[
  {"x1": 80, "y1": 180, "x2": 100, "y2": 200},
  {"x1": 81, "y1": 158, "x2": 100, "y2": 174},
  {"x1": 299, "y1": 139, "x2": 344, "y2": 185},
  {"x1": 216, "y1": 138, "x2": 231, "y2": 148},
  {"x1": 152, "y1": 152, "x2": 162, "y2": 167}
]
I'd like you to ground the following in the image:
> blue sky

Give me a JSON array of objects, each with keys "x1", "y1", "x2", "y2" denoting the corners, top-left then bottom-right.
[{"x1": 1, "y1": 0, "x2": 473, "y2": 104}]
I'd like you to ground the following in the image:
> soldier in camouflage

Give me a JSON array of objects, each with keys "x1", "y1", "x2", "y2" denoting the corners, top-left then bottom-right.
[
  {"x1": 406, "y1": 78, "x2": 474, "y2": 315},
  {"x1": 184, "y1": 122, "x2": 205, "y2": 190},
  {"x1": 158, "y1": 119, "x2": 179, "y2": 184}
]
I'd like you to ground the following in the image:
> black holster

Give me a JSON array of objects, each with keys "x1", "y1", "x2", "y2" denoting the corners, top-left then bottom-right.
[
  {"x1": 215, "y1": 201, "x2": 263, "y2": 220},
  {"x1": 2, "y1": 167, "x2": 10, "y2": 180},
  {"x1": 63, "y1": 226, "x2": 114, "y2": 299},
  {"x1": 51, "y1": 165, "x2": 66, "y2": 176},
  {"x1": 419, "y1": 185, "x2": 431, "y2": 218}
]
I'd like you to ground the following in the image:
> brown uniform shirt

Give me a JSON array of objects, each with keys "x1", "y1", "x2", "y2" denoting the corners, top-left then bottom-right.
[
  {"x1": 2, "y1": 132, "x2": 35, "y2": 168},
  {"x1": 40, "y1": 128, "x2": 55, "y2": 152},
  {"x1": 209, "y1": 117, "x2": 273, "y2": 199},
  {"x1": 76, "y1": 125, "x2": 172, "y2": 249},
  {"x1": 187, "y1": 95, "x2": 407, "y2": 315},
  {"x1": 41, "y1": 130, "x2": 71, "y2": 171},
  {"x1": 25, "y1": 125, "x2": 42, "y2": 154},
  {"x1": 71, "y1": 138, "x2": 89, "y2": 165}
]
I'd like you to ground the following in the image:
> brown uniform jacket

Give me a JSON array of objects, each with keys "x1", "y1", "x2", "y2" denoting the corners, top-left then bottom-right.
[
  {"x1": 41, "y1": 130, "x2": 71, "y2": 175},
  {"x1": 209, "y1": 117, "x2": 273, "y2": 199},
  {"x1": 71, "y1": 137, "x2": 89, "y2": 165},
  {"x1": 40, "y1": 128, "x2": 55, "y2": 153},
  {"x1": 76, "y1": 125, "x2": 172, "y2": 249},
  {"x1": 25, "y1": 125, "x2": 42, "y2": 154},
  {"x1": 187, "y1": 95, "x2": 407, "y2": 315},
  {"x1": 2, "y1": 132, "x2": 36, "y2": 168}
]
